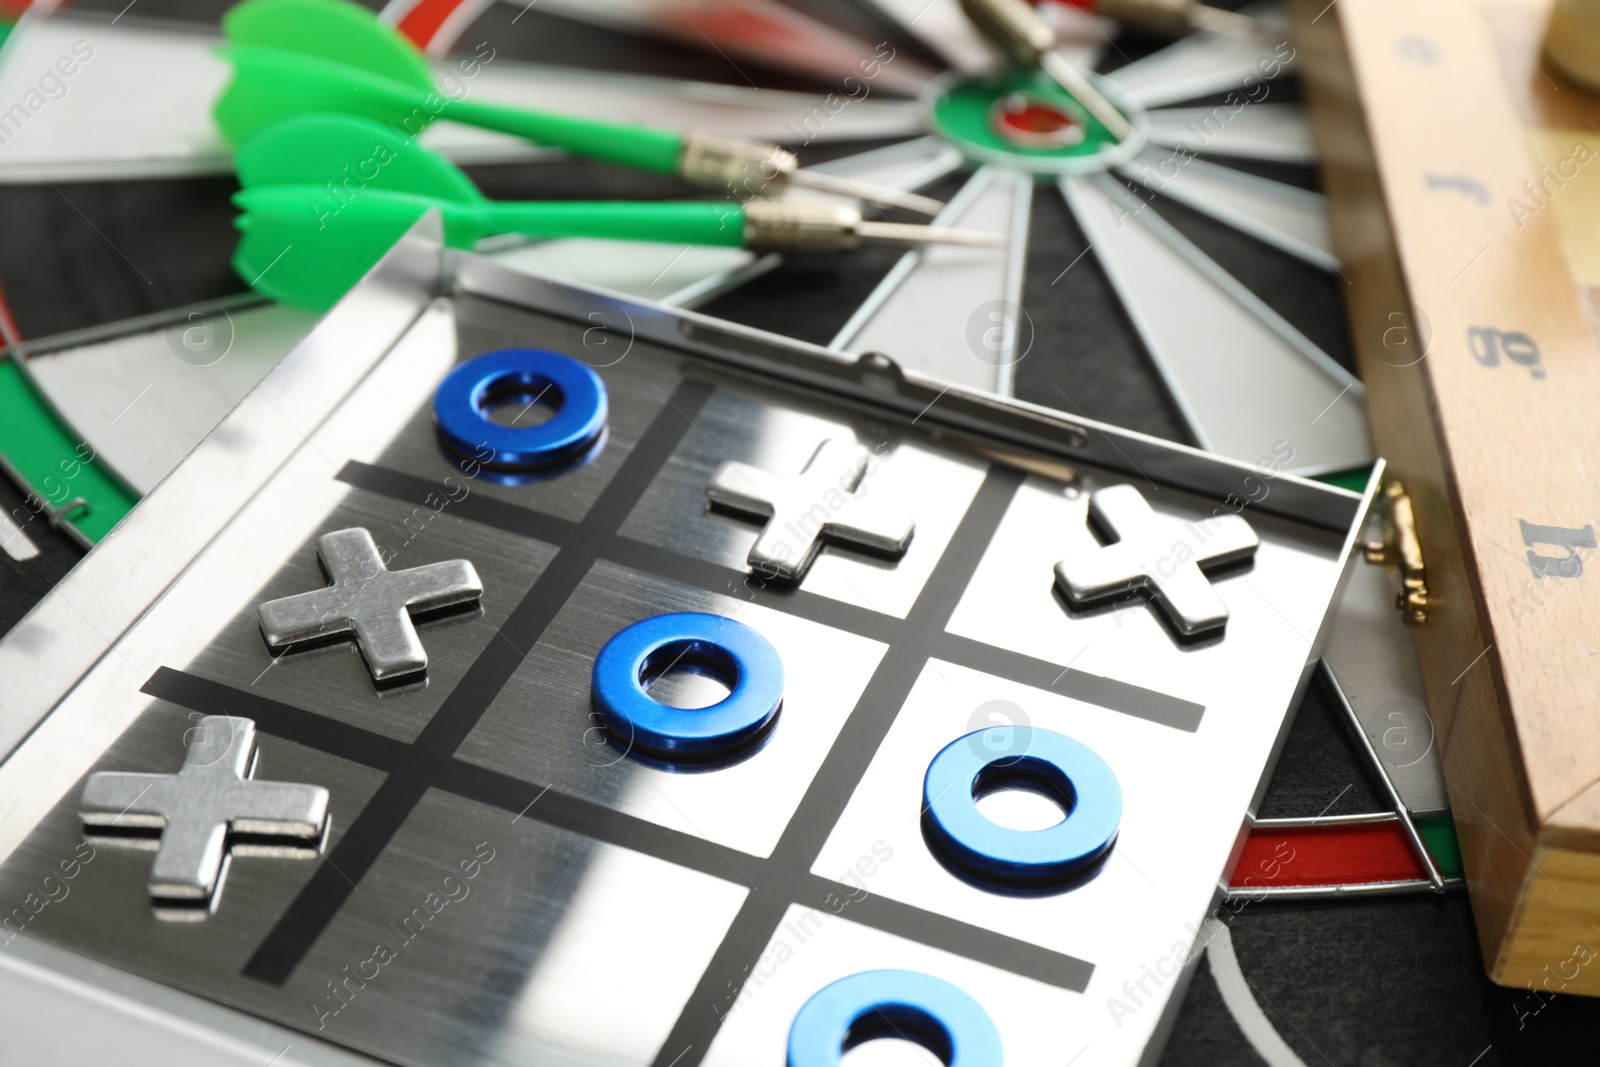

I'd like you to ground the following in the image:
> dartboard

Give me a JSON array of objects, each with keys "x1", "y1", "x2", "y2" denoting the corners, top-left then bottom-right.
[{"x1": 1, "y1": 0, "x2": 1594, "y2": 1062}]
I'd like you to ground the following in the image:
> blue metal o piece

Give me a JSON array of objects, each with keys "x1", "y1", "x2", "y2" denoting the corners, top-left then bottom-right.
[
  {"x1": 786, "y1": 969, "x2": 1003, "y2": 1067},
  {"x1": 922, "y1": 727, "x2": 1121, "y2": 887},
  {"x1": 591, "y1": 612, "x2": 783, "y2": 760},
  {"x1": 432, "y1": 347, "x2": 607, "y2": 470}
]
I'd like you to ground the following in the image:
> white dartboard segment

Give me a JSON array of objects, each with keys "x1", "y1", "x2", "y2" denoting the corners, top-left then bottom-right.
[
  {"x1": 1061, "y1": 174, "x2": 1371, "y2": 475},
  {"x1": 1118, "y1": 147, "x2": 1338, "y2": 270},
  {"x1": 1145, "y1": 103, "x2": 1316, "y2": 164}
]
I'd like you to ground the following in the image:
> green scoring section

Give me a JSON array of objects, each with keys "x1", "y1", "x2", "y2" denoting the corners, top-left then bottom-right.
[
  {"x1": 1314, "y1": 466, "x2": 1374, "y2": 495},
  {"x1": 928, "y1": 69, "x2": 1125, "y2": 175},
  {"x1": 1417, "y1": 814, "x2": 1464, "y2": 880},
  {"x1": 0, "y1": 360, "x2": 138, "y2": 544}
]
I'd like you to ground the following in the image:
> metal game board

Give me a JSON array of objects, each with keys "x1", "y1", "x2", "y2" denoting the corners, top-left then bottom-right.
[{"x1": 0, "y1": 211, "x2": 1373, "y2": 1066}]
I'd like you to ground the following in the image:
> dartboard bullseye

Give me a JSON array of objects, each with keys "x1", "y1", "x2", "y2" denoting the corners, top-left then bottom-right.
[{"x1": 927, "y1": 68, "x2": 1149, "y2": 171}]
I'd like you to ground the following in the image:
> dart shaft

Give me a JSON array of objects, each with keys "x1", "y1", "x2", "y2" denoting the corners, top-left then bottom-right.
[
  {"x1": 958, "y1": 0, "x2": 1132, "y2": 141},
  {"x1": 1039, "y1": 51, "x2": 1132, "y2": 141},
  {"x1": 743, "y1": 201, "x2": 1004, "y2": 251},
  {"x1": 441, "y1": 109, "x2": 947, "y2": 215},
  {"x1": 784, "y1": 169, "x2": 948, "y2": 216},
  {"x1": 853, "y1": 221, "x2": 1007, "y2": 248},
  {"x1": 444, "y1": 97, "x2": 686, "y2": 175},
  {"x1": 480, "y1": 200, "x2": 746, "y2": 247},
  {"x1": 223, "y1": 47, "x2": 946, "y2": 215},
  {"x1": 487, "y1": 200, "x2": 998, "y2": 251},
  {"x1": 236, "y1": 188, "x2": 995, "y2": 255}
]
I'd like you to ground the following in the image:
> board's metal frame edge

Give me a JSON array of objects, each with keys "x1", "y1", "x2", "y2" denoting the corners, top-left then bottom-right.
[
  {"x1": 1137, "y1": 941, "x2": 1208, "y2": 1067},
  {"x1": 0, "y1": 213, "x2": 443, "y2": 766},
  {"x1": 0, "y1": 292, "x2": 272, "y2": 364},
  {"x1": 1245, "y1": 458, "x2": 1385, "y2": 834},
  {"x1": 1122, "y1": 457, "x2": 1385, "y2": 1065},
  {"x1": 447, "y1": 248, "x2": 1366, "y2": 532},
  {"x1": 0, "y1": 934, "x2": 388, "y2": 1067}
]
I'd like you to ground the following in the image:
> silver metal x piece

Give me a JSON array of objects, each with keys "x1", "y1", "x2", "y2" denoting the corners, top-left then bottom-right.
[
  {"x1": 257, "y1": 528, "x2": 483, "y2": 682},
  {"x1": 80, "y1": 716, "x2": 329, "y2": 904},
  {"x1": 706, "y1": 438, "x2": 915, "y2": 582},
  {"x1": 1054, "y1": 484, "x2": 1259, "y2": 636}
]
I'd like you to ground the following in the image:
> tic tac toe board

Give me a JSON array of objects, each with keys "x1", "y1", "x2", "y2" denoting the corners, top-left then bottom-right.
[{"x1": 0, "y1": 214, "x2": 1371, "y2": 1066}]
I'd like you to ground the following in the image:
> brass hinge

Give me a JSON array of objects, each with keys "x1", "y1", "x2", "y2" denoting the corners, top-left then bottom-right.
[{"x1": 1364, "y1": 481, "x2": 1429, "y2": 624}]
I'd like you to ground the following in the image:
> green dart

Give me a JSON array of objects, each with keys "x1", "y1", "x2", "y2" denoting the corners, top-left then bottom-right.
[
  {"x1": 216, "y1": 0, "x2": 944, "y2": 216},
  {"x1": 231, "y1": 114, "x2": 1003, "y2": 310}
]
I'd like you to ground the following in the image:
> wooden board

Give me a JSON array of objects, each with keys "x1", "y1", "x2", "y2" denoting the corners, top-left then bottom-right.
[{"x1": 1293, "y1": 0, "x2": 1600, "y2": 993}]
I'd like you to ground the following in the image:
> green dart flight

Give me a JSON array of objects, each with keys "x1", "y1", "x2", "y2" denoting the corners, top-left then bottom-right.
[
  {"x1": 215, "y1": 0, "x2": 943, "y2": 215},
  {"x1": 232, "y1": 114, "x2": 1002, "y2": 310}
]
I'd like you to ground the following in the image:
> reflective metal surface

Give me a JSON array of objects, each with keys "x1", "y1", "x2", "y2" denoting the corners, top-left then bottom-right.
[
  {"x1": 1052, "y1": 483, "x2": 1260, "y2": 637},
  {"x1": 0, "y1": 217, "x2": 1371, "y2": 1067},
  {"x1": 0, "y1": 210, "x2": 440, "y2": 767},
  {"x1": 616, "y1": 385, "x2": 989, "y2": 619},
  {"x1": 81, "y1": 716, "x2": 331, "y2": 905},
  {"x1": 1322, "y1": 515, "x2": 1447, "y2": 816},
  {"x1": 23, "y1": 300, "x2": 320, "y2": 494},
  {"x1": 0, "y1": 935, "x2": 383, "y2": 1066},
  {"x1": 456, "y1": 560, "x2": 886, "y2": 857},
  {"x1": 257, "y1": 529, "x2": 484, "y2": 683},
  {"x1": 706, "y1": 437, "x2": 916, "y2": 582}
]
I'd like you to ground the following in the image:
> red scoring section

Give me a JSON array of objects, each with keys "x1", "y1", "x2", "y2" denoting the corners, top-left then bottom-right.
[
  {"x1": 997, "y1": 98, "x2": 1077, "y2": 137},
  {"x1": 396, "y1": 0, "x2": 468, "y2": 49},
  {"x1": 1231, "y1": 822, "x2": 1429, "y2": 890},
  {"x1": 990, "y1": 93, "x2": 1084, "y2": 149}
]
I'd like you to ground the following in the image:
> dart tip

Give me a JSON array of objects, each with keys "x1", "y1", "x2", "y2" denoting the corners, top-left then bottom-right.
[
  {"x1": 855, "y1": 221, "x2": 1007, "y2": 248},
  {"x1": 874, "y1": 189, "x2": 950, "y2": 217},
  {"x1": 1039, "y1": 51, "x2": 1134, "y2": 143},
  {"x1": 786, "y1": 169, "x2": 948, "y2": 217}
]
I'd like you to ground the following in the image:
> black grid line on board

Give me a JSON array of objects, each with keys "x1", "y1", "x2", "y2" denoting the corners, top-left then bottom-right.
[
  {"x1": 337, "y1": 462, "x2": 1204, "y2": 731},
  {"x1": 130, "y1": 373, "x2": 1205, "y2": 1065},
  {"x1": 142, "y1": 668, "x2": 1095, "y2": 998},
  {"x1": 235, "y1": 376, "x2": 717, "y2": 983}
]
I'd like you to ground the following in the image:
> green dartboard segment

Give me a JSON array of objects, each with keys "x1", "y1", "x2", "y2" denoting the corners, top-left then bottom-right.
[
  {"x1": 928, "y1": 69, "x2": 1140, "y2": 176},
  {"x1": 1417, "y1": 814, "x2": 1464, "y2": 880},
  {"x1": 1314, "y1": 466, "x2": 1375, "y2": 494},
  {"x1": 0, "y1": 360, "x2": 139, "y2": 544}
]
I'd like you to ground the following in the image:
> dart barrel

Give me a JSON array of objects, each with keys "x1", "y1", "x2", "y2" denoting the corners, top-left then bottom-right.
[
  {"x1": 677, "y1": 130, "x2": 798, "y2": 200},
  {"x1": 742, "y1": 201, "x2": 868, "y2": 253},
  {"x1": 959, "y1": 0, "x2": 1056, "y2": 65}
]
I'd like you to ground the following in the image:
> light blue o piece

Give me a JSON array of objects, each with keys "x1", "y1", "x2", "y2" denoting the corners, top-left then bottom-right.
[
  {"x1": 922, "y1": 726, "x2": 1121, "y2": 888},
  {"x1": 786, "y1": 969, "x2": 1003, "y2": 1067},
  {"x1": 591, "y1": 612, "x2": 783, "y2": 760}
]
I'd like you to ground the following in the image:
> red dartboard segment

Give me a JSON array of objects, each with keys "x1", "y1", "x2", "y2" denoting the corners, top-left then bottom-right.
[
  {"x1": 395, "y1": 0, "x2": 466, "y2": 49},
  {"x1": 990, "y1": 94, "x2": 1084, "y2": 149},
  {"x1": 1231, "y1": 821, "x2": 1431, "y2": 890}
]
